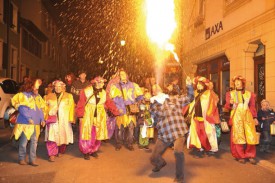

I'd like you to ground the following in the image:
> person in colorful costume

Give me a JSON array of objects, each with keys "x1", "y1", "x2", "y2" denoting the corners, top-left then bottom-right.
[
  {"x1": 150, "y1": 76, "x2": 193, "y2": 183},
  {"x1": 76, "y1": 76, "x2": 108, "y2": 160},
  {"x1": 224, "y1": 75, "x2": 258, "y2": 164},
  {"x1": 109, "y1": 69, "x2": 143, "y2": 151},
  {"x1": 187, "y1": 76, "x2": 220, "y2": 155},
  {"x1": 44, "y1": 80, "x2": 75, "y2": 162},
  {"x1": 11, "y1": 78, "x2": 45, "y2": 166}
]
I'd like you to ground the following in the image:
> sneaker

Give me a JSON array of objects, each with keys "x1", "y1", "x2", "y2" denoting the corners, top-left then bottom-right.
[
  {"x1": 19, "y1": 160, "x2": 27, "y2": 165},
  {"x1": 152, "y1": 162, "x2": 167, "y2": 172},
  {"x1": 84, "y1": 154, "x2": 90, "y2": 160},
  {"x1": 91, "y1": 152, "x2": 98, "y2": 158},
  {"x1": 248, "y1": 158, "x2": 256, "y2": 165}
]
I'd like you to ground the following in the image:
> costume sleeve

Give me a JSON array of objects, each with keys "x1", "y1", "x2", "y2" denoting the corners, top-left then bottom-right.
[
  {"x1": 206, "y1": 90, "x2": 220, "y2": 124},
  {"x1": 150, "y1": 102, "x2": 162, "y2": 125},
  {"x1": 43, "y1": 95, "x2": 49, "y2": 120},
  {"x1": 179, "y1": 84, "x2": 194, "y2": 107},
  {"x1": 110, "y1": 84, "x2": 127, "y2": 114},
  {"x1": 11, "y1": 93, "x2": 31, "y2": 122},
  {"x1": 39, "y1": 108, "x2": 44, "y2": 122},
  {"x1": 224, "y1": 91, "x2": 232, "y2": 110},
  {"x1": 133, "y1": 83, "x2": 144, "y2": 102},
  {"x1": 37, "y1": 95, "x2": 46, "y2": 122},
  {"x1": 11, "y1": 93, "x2": 29, "y2": 109},
  {"x1": 76, "y1": 90, "x2": 87, "y2": 118},
  {"x1": 110, "y1": 84, "x2": 122, "y2": 99},
  {"x1": 249, "y1": 92, "x2": 257, "y2": 118},
  {"x1": 68, "y1": 93, "x2": 75, "y2": 122},
  {"x1": 257, "y1": 110, "x2": 264, "y2": 126},
  {"x1": 105, "y1": 99, "x2": 120, "y2": 116}
]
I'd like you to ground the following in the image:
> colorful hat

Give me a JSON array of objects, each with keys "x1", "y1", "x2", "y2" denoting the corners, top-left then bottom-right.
[
  {"x1": 193, "y1": 76, "x2": 210, "y2": 86},
  {"x1": 232, "y1": 75, "x2": 246, "y2": 83},
  {"x1": 91, "y1": 76, "x2": 107, "y2": 84},
  {"x1": 52, "y1": 80, "x2": 66, "y2": 86}
]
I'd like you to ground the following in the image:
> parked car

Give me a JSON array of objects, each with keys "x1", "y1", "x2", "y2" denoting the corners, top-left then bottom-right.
[{"x1": 0, "y1": 78, "x2": 19, "y2": 128}]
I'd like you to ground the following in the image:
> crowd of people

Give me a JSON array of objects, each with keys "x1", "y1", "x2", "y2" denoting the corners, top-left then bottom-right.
[{"x1": 10, "y1": 70, "x2": 275, "y2": 183}]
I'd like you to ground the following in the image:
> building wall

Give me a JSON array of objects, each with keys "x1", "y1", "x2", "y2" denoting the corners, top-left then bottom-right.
[{"x1": 182, "y1": 0, "x2": 275, "y2": 108}]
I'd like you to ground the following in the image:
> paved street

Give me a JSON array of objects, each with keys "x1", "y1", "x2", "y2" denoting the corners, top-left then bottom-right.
[{"x1": 0, "y1": 128, "x2": 274, "y2": 183}]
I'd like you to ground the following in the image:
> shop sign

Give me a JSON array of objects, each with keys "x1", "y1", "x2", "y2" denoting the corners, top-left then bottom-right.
[{"x1": 205, "y1": 21, "x2": 223, "y2": 40}]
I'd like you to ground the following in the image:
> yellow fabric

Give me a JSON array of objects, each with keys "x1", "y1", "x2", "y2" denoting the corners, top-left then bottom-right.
[
  {"x1": 133, "y1": 82, "x2": 143, "y2": 98},
  {"x1": 110, "y1": 82, "x2": 141, "y2": 128},
  {"x1": 11, "y1": 93, "x2": 45, "y2": 110},
  {"x1": 116, "y1": 114, "x2": 136, "y2": 128},
  {"x1": 110, "y1": 85, "x2": 122, "y2": 99},
  {"x1": 188, "y1": 90, "x2": 218, "y2": 151},
  {"x1": 11, "y1": 92, "x2": 45, "y2": 141},
  {"x1": 80, "y1": 87, "x2": 108, "y2": 140},
  {"x1": 189, "y1": 120, "x2": 202, "y2": 149},
  {"x1": 44, "y1": 92, "x2": 75, "y2": 122},
  {"x1": 230, "y1": 90, "x2": 257, "y2": 144},
  {"x1": 110, "y1": 82, "x2": 143, "y2": 102},
  {"x1": 44, "y1": 92, "x2": 75, "y2": 145},
  {"x1": 12, "y1": 124, "x2": 40, "y2": 140}
]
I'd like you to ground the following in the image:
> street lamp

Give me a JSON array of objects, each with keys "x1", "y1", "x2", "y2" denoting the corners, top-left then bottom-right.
[{"x1": 120, "y1": 40, "x2": 126, "y2": 46}]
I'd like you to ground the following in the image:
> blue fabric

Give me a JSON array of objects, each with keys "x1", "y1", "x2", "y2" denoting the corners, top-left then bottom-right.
[
  {"x1": 18, "y1": 129, "x2": 37, "y2": 162},
  {"x1": 16, "y1": 92, "x2": 44, "y2": 125}
]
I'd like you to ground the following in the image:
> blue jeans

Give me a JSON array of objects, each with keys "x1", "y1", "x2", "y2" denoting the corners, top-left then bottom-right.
[{"x1": 18, "y1": 128, "x2": 37, "y2": 163}]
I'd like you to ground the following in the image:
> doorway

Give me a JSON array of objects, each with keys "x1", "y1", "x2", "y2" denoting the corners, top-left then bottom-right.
[{"x1": 254, "y1": 55, "x2": 265, "y2": 110}]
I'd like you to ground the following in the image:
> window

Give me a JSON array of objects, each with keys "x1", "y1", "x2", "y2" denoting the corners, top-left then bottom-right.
[
  {"x1": 52, "y1": 24, "x2": 56, "y2": 36},
  {"x1": 190, "y1": 0, "x2": 205, "y2": 28},
  {"x1": 22, "y1": 28, "x2": 42, "y2": 58},
  {"x1": 224, "y1": 0, "x2": 251, "y2": 16},
  {"x1": 11, "y1": 47, "x2": 17, "y2": 65},
  {"x1": 11, "y1": 3, "x2": 18, "y2": 32},
  {"x1": 0, "y1": 0, "x2": 3, "y2": 22}
]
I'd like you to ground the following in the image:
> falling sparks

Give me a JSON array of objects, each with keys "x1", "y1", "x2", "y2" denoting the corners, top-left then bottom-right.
[{"x1": 50, "y1": 0, "x2": 154, "y2": 82}]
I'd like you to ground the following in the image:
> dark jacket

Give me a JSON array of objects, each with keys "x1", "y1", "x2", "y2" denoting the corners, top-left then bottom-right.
[{"x1": 257, "y1": 109, "x2": 275, "y2": 131}]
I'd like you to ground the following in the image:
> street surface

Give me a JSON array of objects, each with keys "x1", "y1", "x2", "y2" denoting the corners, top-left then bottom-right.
[{"x1": 0, "y1": 128, "x2": 274, "y2": 183}]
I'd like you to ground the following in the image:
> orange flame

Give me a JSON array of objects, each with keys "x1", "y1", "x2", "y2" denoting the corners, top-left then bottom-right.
[{"x1": 145, "y1": 0, "x2": 177, "y2": 48}]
